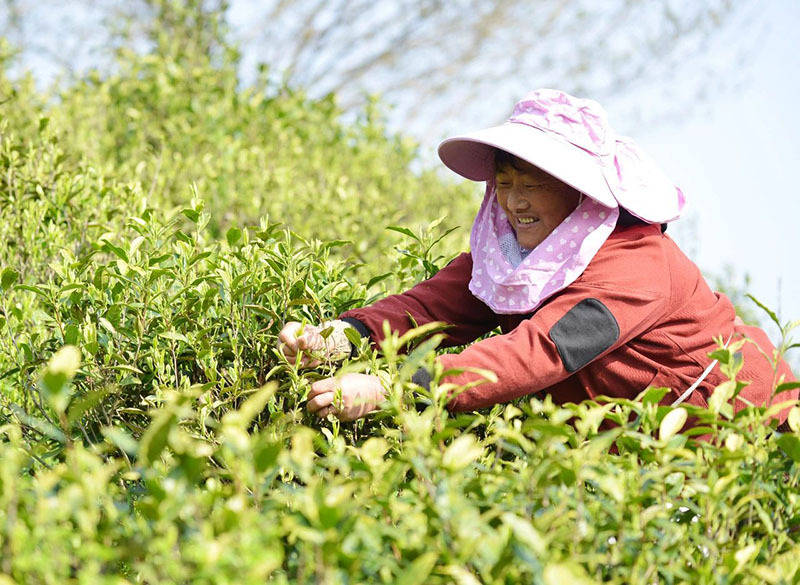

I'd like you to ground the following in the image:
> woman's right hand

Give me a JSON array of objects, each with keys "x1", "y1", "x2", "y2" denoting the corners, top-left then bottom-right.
[{"x1": 278, "y1": 321, "x2": 326, "y2": 368}]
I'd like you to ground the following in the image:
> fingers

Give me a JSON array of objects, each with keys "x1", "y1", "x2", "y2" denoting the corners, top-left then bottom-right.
[
  {"x1": 296, "y1": 330, "x2": 317, "y2": 350},
  {"x1": 307, "y1": 391, "x2": 333, "y2": 415},
  {"x1": 278, "y1": 322, "x2": 302, "y2": 347},
  {"x1": 308, "y1": 377, "x2": 338, "y2": 399},
  {"x1": 308, "y1": 378, "x2": 341, "y2": 417},
  {"x1": 306, "y1": 374, "x2": 385, "y2": 421},
  {"x1": 278, "y1": 322, "x2": 302, "y2": 360},
  {"x1": 308, "y1": 378, "x2": 338, "y2": 417},
  {"x1": 278, "y1": 322, "x2": 328, "y2": 366},
  {"x1": 278, "y1": 324, "x2": 311, "y2": 365}
]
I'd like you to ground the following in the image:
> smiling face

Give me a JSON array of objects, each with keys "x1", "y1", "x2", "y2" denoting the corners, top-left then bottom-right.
[{"x1": 494, "y1": 151, "x2": 582, "y2": 249}]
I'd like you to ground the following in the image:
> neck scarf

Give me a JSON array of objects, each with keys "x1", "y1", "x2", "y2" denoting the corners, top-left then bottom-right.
[{"x1": 469, "y1": 180, "x2": 619, "y2": 314}]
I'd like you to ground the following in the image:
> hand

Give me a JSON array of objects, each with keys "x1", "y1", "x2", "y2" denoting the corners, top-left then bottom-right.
[
  {"x1": 278, "y1": 321, "x2": 326, "y2": 368},
  {"x1": 306, "y1": 373, "x2": 387, "y2": 421}
]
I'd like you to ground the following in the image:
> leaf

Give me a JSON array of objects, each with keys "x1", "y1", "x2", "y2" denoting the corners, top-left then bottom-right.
[
  {"x1": 366, "y1": 272, "x2": 392, "y2": 289},
  {"x1": 40, "y1": 346, "x2": 81, "y2": 414},
  {"x1": 129, "y1": 235, "x2": 146, "y2": 258},
  {"x1": 635, "y1": 386, "x2": 670, "y2": 406},
  {"x1": 359, "y1": 437, "x2": 390, "y2": 468},
  {"x1": 595, "y1": 473, "x2": 625, "y2": 503},
  {"x1": 226, "y1": 226, "x2": 242, "y2": 246},
  {"x1": 253, "y1": 436, "x2": 282, "y2": 473},
  {"x1": 101, "y1": 239, "x2": 129, "y2": 262},
  {"x1": 396, "y1": 320, "x2": 450, "y2": 350},
  {"x1": 64, "y1": 324, "x2": 80, "y2": 345},
  {"x1": 49, "y1": 345, "x2": 81, "y2": 378},
  {"x1": 98, "y1": 317, "x2": 117, "y2": 336},
  {"x1": 775, "y1": 381, "x2": 800, "y2": 394},
  {"x1": 708, "y1": 380, "x2": 736, "y2": 416},
  {"x1": 1, "y1": 267, "x2": 19, "y2": 290},
  {"x1": 320, "y1": 239, "x2": 349, "y2": 250},
  {"x1": 175, "y1": 230, "x2": 193, "y2": 244},
  {"x1": 187, "y1": 251, "x2": 212, "y2": 267},
  {"x1": 502, "y1": 513, "x2": 546, "y2": 556},
  {"x1": 222, "y1": 383, "x2": 278, "y2": 429},
  {"x1": 15, "y1": 284, "x2": 49, "y2": 299},
  {"x1": 659, "y1": 407, "x2": 687, "y2": 441},
  {"x1": 396, "y1": 552, "x2": 438, "y2": 585},
  {"x1": 725, "y1": 432, "x2": 745, "y2": 452},
  {"x1": 442, "y1": 435, "x2": 483, "y2": 470},
  {"x1": 386, "y1": 225, "x2": 419, "y2": 241},
  {"x1": 9, "y1": 404, "x2": 65, "y2": 444},
  {"x1": 777, "y1": 434, "x2": 800, "y2": 462},
  {"x1": 159, "y1": 331, "x2": 190, "y2": 344},
  {"x1": 67, "y1": 387, "x2": 113, "y2": 427},
  {"x1": 543, "y1": 562, "x2": 600, "y2": 585},
  {"x1": 139, "y1": 409, "x2": 177, "y2": 465},
  {"x1": 441, "y1": 566, "x2": 482, "y2": 585},
  {"x1": 788, "y1": 406, "x2": 800, "y2": 433},
  {"x1": 734, "y1": 543, "x2": 759, "y2": 567},
  {"x1": 746, "y1": 294, "x2": 781, "y2": 328},
  {"x1": 399, "y1": 335, "x2": 444, "y2": 381},
  {"x1": 344, "y1": 326, "x2": 365, "y2": 348},
  {"x1": 102, "y1": 426, "x2": 138, "y2": 456}
]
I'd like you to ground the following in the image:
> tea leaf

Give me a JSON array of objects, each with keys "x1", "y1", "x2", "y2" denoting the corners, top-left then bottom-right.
[
  {"x1": 1, "y1": 267, "x2": 19, "y2": 290},
  {"x1": 442, "y1": 435, "x2": 483, "y2": 470},
  {"x1": 788, "y1": 406, "x2": 800, "y2": 433},
  {"x1": 777, "y1": 434, "x2": 800, "y2": 462},
  {"x1": 139, "y1": 410, "x2": 177, "y2": 465},
  {"x1": 226, "y1": 226, "x2": 242, "y2": 246},
  {"x1": 502, "y1": 513, "x2": 546, "y2": 556},
  {"x1": 396, "y1": 552, "x2": 437, "y2": 585},
  {"x1": 659, "y1": 407, "x2": 687, "y2": 441},
  {"x1": 543, "y1": 562, "x2": 599, "y2": 585}
]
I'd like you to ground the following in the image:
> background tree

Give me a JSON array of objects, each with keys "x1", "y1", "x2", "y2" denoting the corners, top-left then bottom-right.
[{"x1": 1, "y1": 0, "x2": 758, "y2": 141}]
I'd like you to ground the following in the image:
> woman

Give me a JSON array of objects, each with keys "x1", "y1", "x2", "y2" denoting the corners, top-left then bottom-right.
[{"x1": 278, "y1": 89, "x2": 797, "y2": 423}]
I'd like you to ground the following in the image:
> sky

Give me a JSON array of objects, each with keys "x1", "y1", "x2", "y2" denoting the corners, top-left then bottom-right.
[
  {"x1": 3, "y1": 0, "x2": 799, "y2": 329},
  {"x1": 635, "y1": 0, "x2": 800, "y2": 325}
]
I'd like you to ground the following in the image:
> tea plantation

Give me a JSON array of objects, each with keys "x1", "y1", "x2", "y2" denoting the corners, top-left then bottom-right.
[{"x1": 1, "y1": 11, "x2": 800, "y2": 585}]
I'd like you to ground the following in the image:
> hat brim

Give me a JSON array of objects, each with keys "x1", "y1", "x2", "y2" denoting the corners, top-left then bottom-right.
[{"x1": 438, "y1": 122, "x2": 618, "y2": 209}]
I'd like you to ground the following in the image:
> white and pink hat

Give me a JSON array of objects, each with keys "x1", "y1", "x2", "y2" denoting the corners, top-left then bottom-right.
[{"x1": 437, "y1": 88, "x2": 685, "y2": 314}]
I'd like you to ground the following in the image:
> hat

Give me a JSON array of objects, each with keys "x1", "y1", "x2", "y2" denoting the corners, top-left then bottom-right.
[{"x1": 437, "y1": 89, "x2": 684, "y2": 224}]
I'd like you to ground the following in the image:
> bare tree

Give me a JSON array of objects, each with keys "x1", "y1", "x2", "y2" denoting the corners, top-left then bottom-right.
[
  {"x1": 234, "y1": 0, "x2": 760, "y2": 136},
  {"x1": 1, "y1": 0, "x2": 761, "y2": 140}
]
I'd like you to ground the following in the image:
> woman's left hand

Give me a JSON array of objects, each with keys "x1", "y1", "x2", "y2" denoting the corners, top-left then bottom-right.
[{"x1": 306, "y1": 373, "x2": 387, "y2": 421}]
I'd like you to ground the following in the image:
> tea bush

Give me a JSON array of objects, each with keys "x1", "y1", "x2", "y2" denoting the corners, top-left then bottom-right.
[{"x1": 2, "y1": 3, "x2": 800, "y2": 583}]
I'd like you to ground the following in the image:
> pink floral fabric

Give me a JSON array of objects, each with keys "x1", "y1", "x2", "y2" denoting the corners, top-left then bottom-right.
[
  {"x1": 509, "y1": 91, "x2": 614, "y2": 157},
  {"x1": 469, "y1": 180, "x2": 619, "y2": 314}
]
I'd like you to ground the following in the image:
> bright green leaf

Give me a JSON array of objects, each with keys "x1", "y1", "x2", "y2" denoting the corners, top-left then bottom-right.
[
  {"x1": 1, "y1": 267, "x2": 19, "y2": 290},
  {"x1": 396, "y1": 552, "x2": 437, "y2": 585}
]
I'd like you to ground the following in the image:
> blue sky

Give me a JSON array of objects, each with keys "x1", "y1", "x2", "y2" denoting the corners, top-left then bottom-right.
[{"x1": 636, "y1": 0, "x2": 800, "y2": 325}]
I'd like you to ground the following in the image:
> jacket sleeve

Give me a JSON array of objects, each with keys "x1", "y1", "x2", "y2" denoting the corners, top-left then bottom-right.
[
  {"x1": 438, "y1": 279, "x2": 669, "y2": 412},
  {"x1": 339, "y1": 252, "x2": 499, "y2": 348}
]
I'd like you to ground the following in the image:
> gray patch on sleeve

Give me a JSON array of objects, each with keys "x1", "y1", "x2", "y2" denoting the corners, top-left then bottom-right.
[
  {"x1": 411, "y1": 367, "x2": 432, "y2": 390},
  {"x1": 548, "y1": 298, "x2": 620, "y2": 373}
]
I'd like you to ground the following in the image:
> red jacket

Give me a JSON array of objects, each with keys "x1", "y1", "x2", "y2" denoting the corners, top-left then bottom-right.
[{"x1": 341, "y1": 224, "x2": 797, "y2": 420}]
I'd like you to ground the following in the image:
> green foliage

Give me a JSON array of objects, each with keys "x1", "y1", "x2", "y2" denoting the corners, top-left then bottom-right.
[{"x1": 1, "y1": 4, "x2": 799, "y2": 584}]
